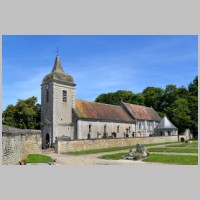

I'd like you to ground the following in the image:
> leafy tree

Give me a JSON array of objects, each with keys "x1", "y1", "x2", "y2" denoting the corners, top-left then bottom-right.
[
  {"x1": 169, "y1": 98, "x2": 191, "y2": 134},
  {"x1": 95, "y1": 90, "x2": 145, "y2": 106},
  {"x1": 161, "y1": 84, "x2": 179, "y2": 109},
  {"x1": 129, "y1": 93, "x2": 145, "y2": 105},
  {"x1": 188, "y1": 76, "x2": 198, "y2": 96},
  {"x1": 95, "y1": 90, "x2": 135, "y2": 105},
  {"x1": 2, "y1": 96, "x2": 41, "y2": 130},
  {"x1": 142, "y1": 87, "x2": 164, "y2": 110},
  {"x1": 2, "y1": 105, "x2": 18, "y2": 127}
]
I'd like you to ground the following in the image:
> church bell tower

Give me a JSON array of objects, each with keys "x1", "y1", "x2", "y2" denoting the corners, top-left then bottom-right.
[{"x1": 41, "y1": 55, "x2": 76, "y2": 148}]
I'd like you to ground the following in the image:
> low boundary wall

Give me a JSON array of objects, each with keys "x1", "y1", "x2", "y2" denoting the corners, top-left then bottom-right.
[
  {"x1": 2, "y1": 125, "x2": 42, "y2": 165},
  {"x1": 55, "y1": 135, "x2": 178, "y2": 153}
]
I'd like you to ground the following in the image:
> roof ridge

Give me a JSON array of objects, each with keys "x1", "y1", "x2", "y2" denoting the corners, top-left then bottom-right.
[
  {"x1": 123, "y1": 101, "x2": 151, "y2": 109},
  {"x1": 76, "y1": 99, "x2": 121, "y2": 107}
]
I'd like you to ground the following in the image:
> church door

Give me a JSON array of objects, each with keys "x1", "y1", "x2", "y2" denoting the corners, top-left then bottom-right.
[{"x1": 46, "y1": 133, "x2": 50, "y2": 148}]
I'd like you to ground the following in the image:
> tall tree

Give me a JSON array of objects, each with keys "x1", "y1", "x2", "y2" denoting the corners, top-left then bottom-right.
[
  {"x1": 188, "y1": 76, "x2": 198, "y2": 96},
  {"x1": 169, "y1": 98, "x2": 191, "y2": 134},
  {"x1": 142, "y1": 87, "x2": 164, "y2": 110},
  {"x1": 2, "y1": 96, "x2": 41, "y2": 129}
]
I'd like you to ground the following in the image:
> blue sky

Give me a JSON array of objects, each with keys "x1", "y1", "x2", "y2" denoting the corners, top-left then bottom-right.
[{"x1": 2, "y1": 35, "x2": 198, "y2": 111}]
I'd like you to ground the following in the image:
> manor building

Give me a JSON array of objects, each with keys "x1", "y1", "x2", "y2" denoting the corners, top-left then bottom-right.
[{"x1": 41, "y1": 55, "x2": 165, "y2": 148}]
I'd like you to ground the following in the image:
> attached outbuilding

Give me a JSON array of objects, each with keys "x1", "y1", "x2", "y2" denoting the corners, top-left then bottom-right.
[{"x1": 154, "y1": 116, "x2": 178, "y2": 136}]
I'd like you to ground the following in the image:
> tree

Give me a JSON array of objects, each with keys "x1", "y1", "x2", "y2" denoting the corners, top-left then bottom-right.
[
  {"x1": 188, "y1": 76, "x2": 198, "y2": 96},
  {"x1": 2, "y1": 96, "x2": 41, "y2": 130},
  {"x1": 166, "y1": 98, "x2": 191, "y2": 134},
  {"x1": 187, "y1": 95, "x2": 198, "y2": 138},
  {"x1": 129, "y1": 93, "x2": 145, "y2": 105},
  {"x1": 95, "y1": 90, "x2": 135, "y2": 105},
  {"x1": 161, "y1": 84, "x2": 179, "y2": 109},
  {"x1": 142, "y1": 87, "x2": 164, "y2": 110}
]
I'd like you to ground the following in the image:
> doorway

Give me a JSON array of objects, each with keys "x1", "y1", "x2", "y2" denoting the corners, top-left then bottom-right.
[{"x1": 46, "y1": 133, "x2": 50, "y2": 149}]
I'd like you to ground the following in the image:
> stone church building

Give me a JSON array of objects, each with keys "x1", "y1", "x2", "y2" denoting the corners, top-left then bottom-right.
[{"x1": 41, "y1": 55, "x2": 173, "y2": 148}]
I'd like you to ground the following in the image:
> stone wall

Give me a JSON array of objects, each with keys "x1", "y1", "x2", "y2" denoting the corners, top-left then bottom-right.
[
  {"x1": 55, "y1": 135, "x2": 178, "y2": 153},
  {"x1": 2, "y1": 125, "x2": 42, "y2": 165}
]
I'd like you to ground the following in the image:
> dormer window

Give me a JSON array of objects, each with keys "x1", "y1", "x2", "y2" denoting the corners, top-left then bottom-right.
[{"x1": 63, "y1": 90, "x2": 67, "y2": 102}]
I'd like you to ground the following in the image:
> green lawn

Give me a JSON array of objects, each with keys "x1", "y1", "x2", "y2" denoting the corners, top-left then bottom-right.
[
  {"x1": 65, "y1": 142, "x2": 177, "y2": 155},
  {"x1": 99, "y1": 152, "x2": 198, "y2": 165},
  {"x1": 143, "y1": 154, "x2": 198, "y2": 165},
  {"x1": 100, "y1": 153, "x2": 129, "y2": 160},
  {"x1": 165, "y1": 143, "x2": 191, "y2": 147},
  {"x1": 165, "y1": 141, "x2": 198, "y2": 148},
  {"x1": 26, "y1": 154, "x2": 53, "y2": 163},
  {"x1": 148, "y1": 148, "x2": 198, "y2": 154}
]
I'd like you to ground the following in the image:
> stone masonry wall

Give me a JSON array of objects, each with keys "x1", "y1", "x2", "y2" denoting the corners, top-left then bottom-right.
[
  {"x1": 55, "y1": 135, "x2": 178, "y2": 153},
  {"x1": 2, "y1": 125, "x2": 42, "y2": 165}
]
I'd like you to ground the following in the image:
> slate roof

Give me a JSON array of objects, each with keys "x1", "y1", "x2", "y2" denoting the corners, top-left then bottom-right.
[
  {"x1": 154, "y1": 116, "x2": 177, "y2": 130},
  {"x1": 75, "y1": 99, "x2": 135, "y2": 123},
  {"x1": 121, "y1": 102, "x2": 161, "y2": 121},
  {"x1": 42, "y1": 55, "x2": 75, "y2": 85}
]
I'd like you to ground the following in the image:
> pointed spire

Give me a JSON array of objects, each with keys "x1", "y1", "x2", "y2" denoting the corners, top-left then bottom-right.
[{"x1": 52, "y1": 55, "x2": 64, "y2": 73}]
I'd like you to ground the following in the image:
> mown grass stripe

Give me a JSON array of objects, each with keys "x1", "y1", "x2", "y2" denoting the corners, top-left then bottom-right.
[
  {"x1": 143, "y1": 154, "x2": 198, "y2": 165},
  {"x1": 148, "y1": 148, "x2": 198, "y2": 154}
]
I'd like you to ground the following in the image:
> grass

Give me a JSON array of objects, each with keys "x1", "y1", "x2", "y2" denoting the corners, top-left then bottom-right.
[
  {"x1": 99, "y1": 152, "x2": 198, "y2": 165},
  {"x1": 165, "y1": 143, "x2": 191, "y2": 147},
  {"x1": 26, "y1": 154, "x2": 53, "y2": 163},
  {"x1": 165, "y1": 141, "x2": 198, "y2": 148},
  {"x1": 100, "y1": 153, "x2": 129, "y2": 160},
  {"x1": 143, "y1": 154, "x2": 198, "y2": 165},
  {"x1": 65, "y1": 142, "x2": 177, "y2": 155},
  {"x1": 148, "y1": 148, "x2": 198, "y2": 154}
]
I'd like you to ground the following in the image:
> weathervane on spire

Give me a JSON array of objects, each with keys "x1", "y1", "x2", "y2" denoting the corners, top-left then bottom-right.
[{"x1": 56, "y1": 47, "x2": 59, "y2": 56}]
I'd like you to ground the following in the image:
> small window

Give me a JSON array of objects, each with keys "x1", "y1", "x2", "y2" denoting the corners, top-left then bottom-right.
[
  {"x1": 89, "y1": 124, "x2": 92, "y2": 133},
  {"x1": 104, "y1": 125, "x2": 107, "y2": 133},
  {"x1": 117, "y1": 125, "x2": 120, "y2": 133},
  {"x1": 46, "y1": 87, "x2": 49, "y2": 102},
  {"x1": 63, "y1": 90, "x2": 67, "y2": 102}
]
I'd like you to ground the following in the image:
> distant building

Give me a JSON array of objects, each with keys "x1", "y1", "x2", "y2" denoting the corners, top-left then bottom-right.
[
  {"x1": 41, "y1": 55, "x2": 169, "y2": 148},
  {"x1": 154, "y1": 116, "x2": 178, "y2": 136}
]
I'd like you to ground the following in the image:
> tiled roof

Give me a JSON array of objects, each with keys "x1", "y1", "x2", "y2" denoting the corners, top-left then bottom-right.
[
  {"x1": 121, "y1": 102, "x2": 161, "y2": 121},
  {"x1": 75, "y1": 99, "x2": 135, "y2": 123}
]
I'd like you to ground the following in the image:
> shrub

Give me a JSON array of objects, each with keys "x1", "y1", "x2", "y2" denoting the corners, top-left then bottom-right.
[{"x1": 185, "y1": 140, "x2": 189, "y2": 143}]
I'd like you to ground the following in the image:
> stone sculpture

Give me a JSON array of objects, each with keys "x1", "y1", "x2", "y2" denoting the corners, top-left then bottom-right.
[{"x1": 124, "y1": 143, "x2": 149, "y2": 160}]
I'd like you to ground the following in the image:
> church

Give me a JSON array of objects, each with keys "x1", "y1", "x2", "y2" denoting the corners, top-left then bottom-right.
[{"x1": 41, "y1": 55, "x2": 176, "y2": 148}]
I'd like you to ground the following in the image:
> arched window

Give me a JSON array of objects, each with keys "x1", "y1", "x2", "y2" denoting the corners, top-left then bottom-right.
[{"x1": 63, "y1": 90, "x2": 67, "y2": 102}]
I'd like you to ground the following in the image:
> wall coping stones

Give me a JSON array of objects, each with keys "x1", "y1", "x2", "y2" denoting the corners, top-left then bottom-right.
[{"x1": 2, "y1": 125, "x2": 41, "y2": 136}]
